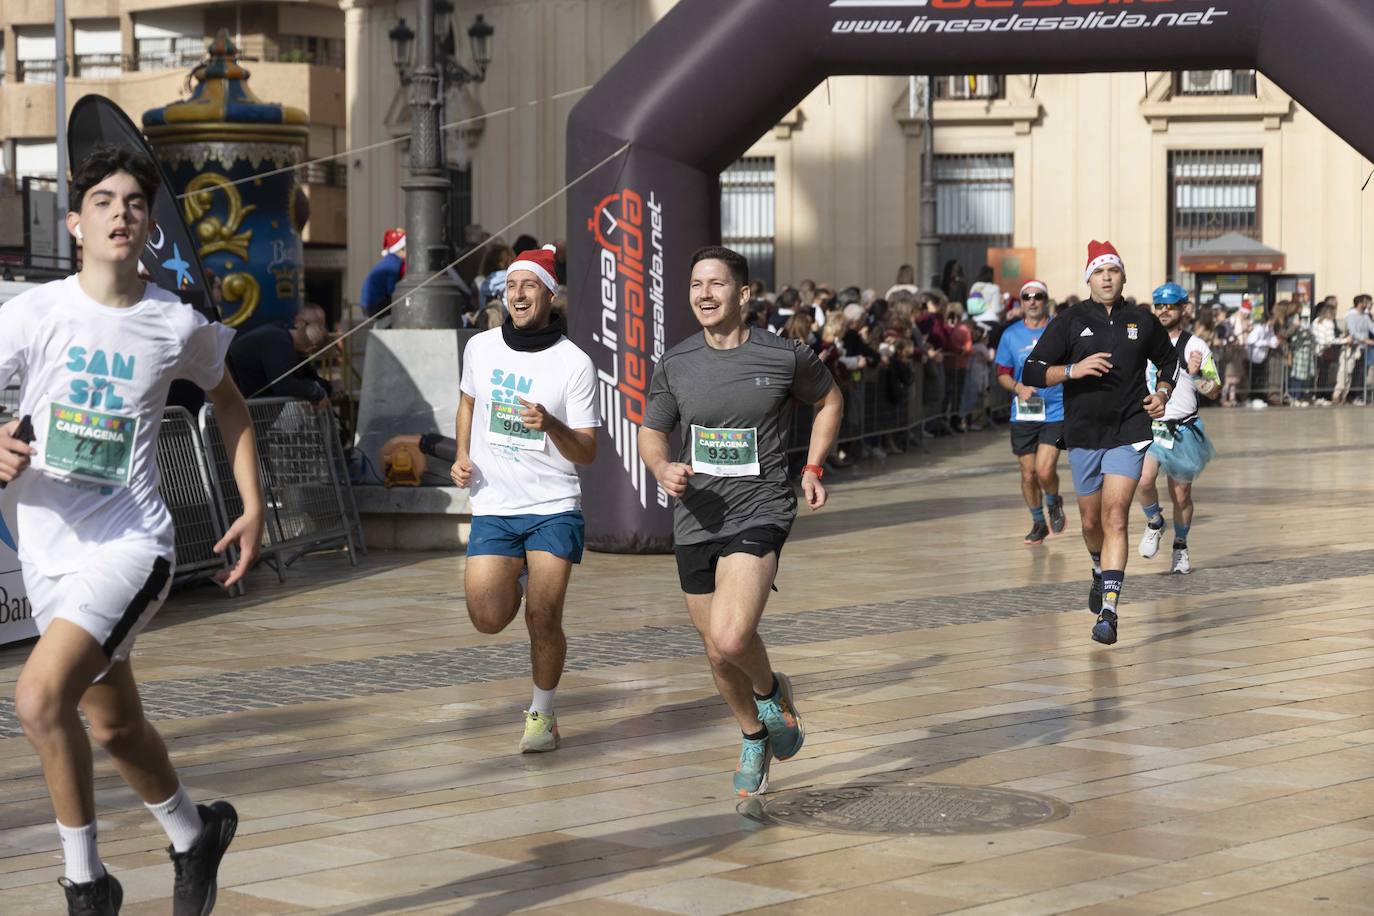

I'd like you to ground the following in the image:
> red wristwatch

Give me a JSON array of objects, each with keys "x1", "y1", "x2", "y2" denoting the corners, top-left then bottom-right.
[{"x1": 802, "y1": 464, "x2": 825, "y2": 479}]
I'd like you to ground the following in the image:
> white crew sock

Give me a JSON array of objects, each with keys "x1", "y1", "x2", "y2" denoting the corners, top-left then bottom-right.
[
  {"x1": 57, "y1": 821, "x2": 104, "y2": 884},
  {"x1": 530, "y1": 685, "x2": 556, "y2": 716},
  {"x1": 145, "y1": 785, "x2": 204, "y2": 853}
]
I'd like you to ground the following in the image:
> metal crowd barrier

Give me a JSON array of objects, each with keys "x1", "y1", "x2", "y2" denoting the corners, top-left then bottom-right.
[
  {"x1": 156, "y1": 408, "x2": 236, "y2": 590},
  {"x1": 1203, "y1": 337, "x2": 1373, "y2": 406},
  {"x1": 785, "y1": 363, "x2": 931, "y2": 459},
  {"x1": 199, "y1": 398, "x2": 359, "y2": 581}
]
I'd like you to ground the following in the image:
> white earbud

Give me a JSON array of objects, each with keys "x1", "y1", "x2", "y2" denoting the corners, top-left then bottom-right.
[{"x1": 74, "y1": 224, "x2": 83, "y2": 242}]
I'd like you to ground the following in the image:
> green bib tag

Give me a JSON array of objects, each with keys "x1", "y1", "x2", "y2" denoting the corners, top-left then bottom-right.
[
  {"x1": 44, "y1": 403, "x2": 138, "y2": 486},
  {"x1": 1152, "y1": 420, "x2": 1176, "y2": 450},
  {"x1": 691, "y1": 425, "x2": 760, "y2": 478},
  {"x1": 488, "y1": 401, "x2": 546, "y2": 451}
]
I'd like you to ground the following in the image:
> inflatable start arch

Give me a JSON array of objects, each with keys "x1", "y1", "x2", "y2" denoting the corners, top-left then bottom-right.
[{"x1": 568, "y1": 0, "x2": 1374, "y2": 553}]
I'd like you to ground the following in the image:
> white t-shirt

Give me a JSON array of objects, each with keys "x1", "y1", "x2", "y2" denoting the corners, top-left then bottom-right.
[
  {"x1": 459, "y1": 328, "x2": 601, "y2": 516},
  {"x1": 1148, "y1": 332, "x2": 1218, "y2": 421},
  {"x1": 0, "y1": 276, "x2": 233, "y2": 574}
]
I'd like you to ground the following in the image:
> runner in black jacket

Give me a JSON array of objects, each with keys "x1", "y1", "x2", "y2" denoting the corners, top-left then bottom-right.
[{"x1": 1022, "y1": 241, "x2": 1177, "y2": 645}]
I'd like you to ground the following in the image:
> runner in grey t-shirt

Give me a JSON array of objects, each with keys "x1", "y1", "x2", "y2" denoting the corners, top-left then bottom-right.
[
  {"x1": 639, "y1": 246, "x2": 843, "y2": 798},
  {"x1": 645, "y1": 327, "x2": 835, "y2": 545}
]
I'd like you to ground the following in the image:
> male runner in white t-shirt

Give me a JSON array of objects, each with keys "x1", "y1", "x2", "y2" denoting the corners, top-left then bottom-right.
[
  {"x1": 450, "y1": 245, "x2": 600, "y2": 753},
  {"x1": 0, "y1": 146, "x2": 264, "y2": 915}
]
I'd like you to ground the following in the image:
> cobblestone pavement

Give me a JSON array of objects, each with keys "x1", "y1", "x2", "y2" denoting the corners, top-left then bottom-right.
[{"x1": 0, "y1": 549, "x2": 1360, "y2": 738}]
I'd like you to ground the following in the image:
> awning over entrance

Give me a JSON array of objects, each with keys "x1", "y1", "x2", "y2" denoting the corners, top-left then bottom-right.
[{"x1": 1179, "y1": 233, "x2": 1287, "y2": 273}]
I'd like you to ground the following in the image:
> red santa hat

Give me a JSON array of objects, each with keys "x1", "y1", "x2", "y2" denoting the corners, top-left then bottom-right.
[
  {"x1": 507, "y1": 244, "x2": 560, "y2": 294},
  {"x1": 1020, "y1": 279, "x2": 1049, "y2": 298},
  {"x1": 1083, "y1": 240, "x2": 1124, "y2": 283},
  {"x1": 381, "y1": 228, "x2": 407, "y2": 256}
]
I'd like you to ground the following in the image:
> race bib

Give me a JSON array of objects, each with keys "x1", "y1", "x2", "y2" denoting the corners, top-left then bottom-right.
[
  {"x1": 44, "y1": 403, "x2": 138, "y2": 486},
  {"x1": 1152, "y1": 420, "x2": 1176, "y2": 450},
  {"x1": 1016, "y1": 396, "x2": 1046, "y2": 422},
  {"x1": 691, "y1": 425, "x2": 760, "y2": 477},
  {"x1": 488, "y1": 401, "x2": 546, "y2": 451}
]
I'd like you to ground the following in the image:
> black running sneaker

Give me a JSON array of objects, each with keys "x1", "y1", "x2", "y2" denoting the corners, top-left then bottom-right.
[
  {"x1": 170, "y1": 801, "x2": 237, "y2": 916},
  {"x1": 1023, "y1": 521, "x2": 1050, "y2": 545},
  {"x1": 1088, "y1": 571, "x2": 1103, "y2": 614},
  {"x1": 1047, "y1": 497, "x2": 1066, "y2": 535},
  {"x1": 1092, "y1": 609, "x2": 1118, "y2": 645},
  {"x1": 59, "y1": 872, "x2": 122, "y2": 916}
]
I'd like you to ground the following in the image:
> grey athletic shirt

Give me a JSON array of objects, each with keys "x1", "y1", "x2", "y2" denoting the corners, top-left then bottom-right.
[{"x1": 644, "y1": 330, "x2": 834, "y2": 545}]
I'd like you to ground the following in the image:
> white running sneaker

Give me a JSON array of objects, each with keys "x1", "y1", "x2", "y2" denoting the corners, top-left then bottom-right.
[
  {"x1": 1139, "y1": 522, "x2": 1164, "y2": 559},
  {"x1": 1171, "y1": 547, "x2": 1192, "y2": 575},
  {"x1": 519, "y1": 710, "x2": 560, "y2": 753}
]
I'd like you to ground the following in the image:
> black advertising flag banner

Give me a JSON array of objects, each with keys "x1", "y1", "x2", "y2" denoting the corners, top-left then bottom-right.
[{"x1": 68, "y1": 95, "x2": 217, "y2": 321}]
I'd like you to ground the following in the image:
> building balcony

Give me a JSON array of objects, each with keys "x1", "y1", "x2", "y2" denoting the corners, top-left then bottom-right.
[
  {"x1": 0, "y1": 59, "x2": 344, "y2": 139},
  {"x1": 1173, "y1": 70, "x2": 1258, "y2": 97},
  {"x1": 933, "y1": 75, "x2": 1005, "y2": 102},
  {"x1": 0, "y1": 80, "x2": 59, "y2": 140}
]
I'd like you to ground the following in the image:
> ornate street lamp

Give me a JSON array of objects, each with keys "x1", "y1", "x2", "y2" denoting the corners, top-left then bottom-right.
[
  {"x1": 468, "y1": 15, "x2": 494, "y2": 80},
  {"x1": 392, "y1": 8, "x2": 492, "y2": 89},
  {"x1": 434, "y1": 0, "x2": 454, "y2": 44},
  {"x1": 388, "y1": 18, "x2": 414, "y2": 79}
]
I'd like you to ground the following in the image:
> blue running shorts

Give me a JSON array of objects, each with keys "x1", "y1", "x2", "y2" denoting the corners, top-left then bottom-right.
[
  {"x1": 1069, "y1": 444, "x2": 1148, "y2": 496},
  {"x1": 468, "y1": 511, "x2": 585, "y2": 563}
]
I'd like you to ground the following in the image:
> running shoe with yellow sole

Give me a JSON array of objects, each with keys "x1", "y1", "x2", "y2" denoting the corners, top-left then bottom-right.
[{"x1": 520, "y1": 710, "x2": 559, "y2": 753}]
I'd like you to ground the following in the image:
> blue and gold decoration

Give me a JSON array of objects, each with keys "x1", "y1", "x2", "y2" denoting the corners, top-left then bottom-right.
[{"x1": 143, "y1": 30, "x2": 309, "y2": 330}]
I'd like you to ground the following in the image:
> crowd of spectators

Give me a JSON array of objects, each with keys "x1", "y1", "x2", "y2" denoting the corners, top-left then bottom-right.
[
  {"x1": 747, "y1": 260, "x2": 1043, "y2": 466},
  {"x1": 744, "y1": 260, "x2": 1374, "y2": 468}
]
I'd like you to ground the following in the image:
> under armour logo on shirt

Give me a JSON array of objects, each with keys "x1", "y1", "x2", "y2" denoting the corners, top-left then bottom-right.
[{"x1": 1080, "y1": 327, "x2": 1095, "y2": 337}]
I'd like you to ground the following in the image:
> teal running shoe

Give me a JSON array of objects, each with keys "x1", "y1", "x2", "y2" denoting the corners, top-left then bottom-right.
[
  {"x1": 733, "y1": 734, "x2": 772, "y2": 797},
  {"x1": 754, "y1": 672, "x2": 805, "y2": 761}
]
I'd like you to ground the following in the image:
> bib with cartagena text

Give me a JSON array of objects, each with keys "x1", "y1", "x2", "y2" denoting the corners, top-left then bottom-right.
[
  {"x1": 44, "y1": 403, "x2": 138, "y2": 486},
  {"x1": 488, "y1": 401, "x2": 546, "y2": 451},
  {"x1": 691, "y1": 425, "x2": 760, "y2": 477}
]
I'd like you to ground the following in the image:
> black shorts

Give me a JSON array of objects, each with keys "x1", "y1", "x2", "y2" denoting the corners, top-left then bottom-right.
[
  {"x1": 674, "y1": 525, "x2": 789, "y2": 595},
  {"x1": 1010, "y1": 421, "x2": 1064, "y2": 457}
]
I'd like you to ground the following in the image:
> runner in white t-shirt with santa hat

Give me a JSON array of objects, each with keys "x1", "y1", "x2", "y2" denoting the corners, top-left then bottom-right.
[{"x1": 450, "y1": 245, "x2": 601, "y2": 753}]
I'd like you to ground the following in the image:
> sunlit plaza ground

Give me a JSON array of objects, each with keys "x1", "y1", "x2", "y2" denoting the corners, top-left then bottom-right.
[{"x1": 1, "y1": 407, "x2": 1371, "y2": 914}]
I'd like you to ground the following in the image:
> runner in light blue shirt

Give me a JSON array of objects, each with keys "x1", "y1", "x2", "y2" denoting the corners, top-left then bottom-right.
[{"x1": 995, "y1": 280, "x2": 1067, "y2": 544}]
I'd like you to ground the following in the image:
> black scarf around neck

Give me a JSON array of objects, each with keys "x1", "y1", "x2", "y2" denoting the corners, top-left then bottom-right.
[{"x1": 501, "y1": 313, "x2": 566, "y2": 352}]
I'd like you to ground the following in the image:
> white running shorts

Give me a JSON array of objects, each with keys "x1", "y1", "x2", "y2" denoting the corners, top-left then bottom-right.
[{"x1": 24, "y1": 550, "x2": 174, "y2": 679}]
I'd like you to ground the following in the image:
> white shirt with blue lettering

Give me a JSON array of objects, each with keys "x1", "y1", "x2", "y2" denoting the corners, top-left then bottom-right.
[
  {"x1": 0, "y1": 276, "x2": 232, "y2": 574},
  {"x1": 459, "y1": 328, "x2": 601, "y2": 516}
]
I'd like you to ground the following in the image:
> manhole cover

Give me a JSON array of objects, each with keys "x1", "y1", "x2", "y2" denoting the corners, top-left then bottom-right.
[{"x1": 739, "y1": 783, "x2": 1070, "y2": 836}]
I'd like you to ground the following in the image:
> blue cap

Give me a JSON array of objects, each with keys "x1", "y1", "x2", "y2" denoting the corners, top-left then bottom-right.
[{"x1": 1152, "y1": 282, "x2": 1190, "y2": 306}]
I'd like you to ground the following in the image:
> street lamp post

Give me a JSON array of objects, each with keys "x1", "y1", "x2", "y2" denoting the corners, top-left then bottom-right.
[
  {"x1": 354, "y1": 3, "x2": 496, "y2": 488},
  {"x1": 917, "y1": 74, "x2": 942, "y2": 290},
  {"x1": 390, "y1": 0, "x2": 455, "y2": 329},
  {"x1": 387, "y1": 2, "x2": 495, "y2": 329}
]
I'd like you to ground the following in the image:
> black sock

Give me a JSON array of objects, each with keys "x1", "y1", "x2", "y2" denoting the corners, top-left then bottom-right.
[
  {"x1": 753, "y1": 674, "x2": 779, "y2": 702},
  {"x1": 1101, "y1": 570, "x2": 1125, "y2": 615},
  {"x1": 743, "y1": 725, "x2": 768, "y2": 741},
  {"x1": 1173, "y1": 538, "x2": 1188, "y2": 550}
]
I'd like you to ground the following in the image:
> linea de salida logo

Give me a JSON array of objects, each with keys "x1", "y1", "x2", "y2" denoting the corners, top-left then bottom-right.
[{"x1": 588, "y1": 188, "x2": 668, "y2": 508}]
